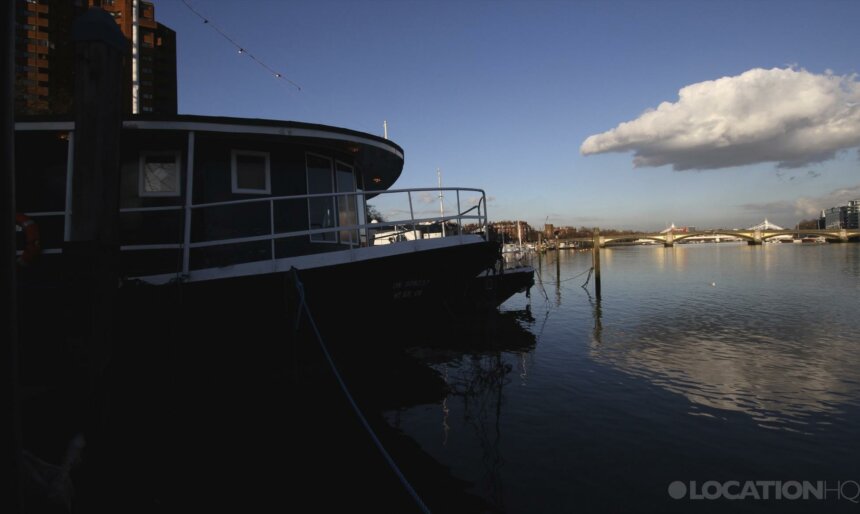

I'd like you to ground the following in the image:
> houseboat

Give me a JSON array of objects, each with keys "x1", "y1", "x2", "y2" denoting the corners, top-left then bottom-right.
[{"x1": 15, "y1": 115, "x2": 532, "y2": 323}]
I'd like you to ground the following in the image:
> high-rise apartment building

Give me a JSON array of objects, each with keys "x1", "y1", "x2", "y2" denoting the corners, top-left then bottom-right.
[
  {"x1": 819, "y1": 200, "x2": 860, "y2": 230},
  {"x1": 14, "y1": 0, "x2": 177, "y2": 116},
  {"x1": 94, "y1": 0, "x2": 177, "y2": 114},
  {"x1": 14, "y1": 0, "x2": 77, "y2": 114}
]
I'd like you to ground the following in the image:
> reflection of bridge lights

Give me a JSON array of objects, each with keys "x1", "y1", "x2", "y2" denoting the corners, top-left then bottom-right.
[
  {"x1": 519, "y1": 352, "x2": 529, "y2": 384},
  {"x1": 441, "y1": 365, "x2": 450, "y2": 446},
  {"x1": 441, "y1": 397, "x2": 450, "y2": 446}
]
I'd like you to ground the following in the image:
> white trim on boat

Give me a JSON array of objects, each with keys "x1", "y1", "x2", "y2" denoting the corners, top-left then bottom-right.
[
  {"x1": 123, "y1": 120, "x2": 404, "y2": 159},
  {"x1": 14, "y1": 119, "x2": 404, "y2": 160},
  {"x1": 129, "y1": 233, "x2": 488, "y2": 285}
]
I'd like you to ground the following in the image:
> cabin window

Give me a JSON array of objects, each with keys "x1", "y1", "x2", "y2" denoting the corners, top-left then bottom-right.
[
  {"x1": 231, "y1": 150, "x2": 270, "y2": 194},
  {"x1": 139, "y1": 151, "x2": 181, "y2": 197},
  {"x1": 306, "y1": 153, "x2": 336, "y2": 242},
  {"x1": 335, "y1": 161, "x2": 358, "y2": 245}
]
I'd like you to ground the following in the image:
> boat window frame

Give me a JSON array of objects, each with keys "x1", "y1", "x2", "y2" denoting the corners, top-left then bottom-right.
[
  {"x1": 305, "y1": 152, "x2": 337, "y2": 244},
  {"x1": 139, "y1": 150, "x2": 182, "y2": 197},
  {"x1": 230, "y1": 149, "x2": 271, "y2": 195},
  {"x1": 334, "y1": 159, "x2": 358, "y2": 247}
]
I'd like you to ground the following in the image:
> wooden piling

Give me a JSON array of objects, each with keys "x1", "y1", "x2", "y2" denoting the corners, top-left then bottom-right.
[
  {"x1": 2, "y1": 0, "x2": 22, "y2": 509},
  {"x1": 593, "y1": 228, "x2": 601, "y2": 298},
  {"x1": 555, "y1": 237, "x2": 560, "y2": 284},
  {"x1": 70, "y1": 9, "x2": 127, "y2": 243},
  {"x1": 65, "y1": 8, "x2": 127, "y2": 478},
  {"x1": 537, "y1": 242, "x2": 542, "y2": 272}
]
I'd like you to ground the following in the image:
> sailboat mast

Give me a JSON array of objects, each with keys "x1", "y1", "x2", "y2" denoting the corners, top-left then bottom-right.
[{"x1": 517, "y1": 220, "x2": 522, "y2": 247}]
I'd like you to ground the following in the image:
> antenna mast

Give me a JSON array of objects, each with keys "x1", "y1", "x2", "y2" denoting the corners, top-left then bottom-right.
[{"x1": 437, "y1": 168, "x2": 445, "y2": 237}]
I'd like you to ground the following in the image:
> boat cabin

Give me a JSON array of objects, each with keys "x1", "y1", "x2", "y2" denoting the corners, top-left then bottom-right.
[{"x1": 15, "y1": 115, "x2": 489, "y2": 283}]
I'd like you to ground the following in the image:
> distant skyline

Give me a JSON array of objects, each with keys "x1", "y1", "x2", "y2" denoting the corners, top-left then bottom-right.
[{"x1": 154, "y1": 0, "x2": 860, "y2": 231}]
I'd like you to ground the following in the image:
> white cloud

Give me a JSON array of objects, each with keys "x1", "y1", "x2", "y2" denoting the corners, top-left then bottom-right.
[
  {"x1": 740, "y1": 184, "x2": 860, "y2": 219},
  {"x1": 417, "y1": 191, "x2": 437, "y2": 204},
  {"x1": 467, "y1": 195, "x2": 495, "y2": 205},
  {"x1": 793, "y1": 184, "x2": 860, "y2": 216},
  {"x1": 581, "y1": 67, "x2": 860, "y2": 170}
]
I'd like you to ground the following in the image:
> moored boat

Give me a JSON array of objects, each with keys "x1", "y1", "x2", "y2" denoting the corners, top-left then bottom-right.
[
  {"x1": 15, "y1": 115, "x2": 531, "y2": 322},
  {"x1": 800, "y1": 236, "x2": 827, "y2": 244}
]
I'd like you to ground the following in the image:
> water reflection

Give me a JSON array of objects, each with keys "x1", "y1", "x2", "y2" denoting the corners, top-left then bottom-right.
[
  {"x1": 591, "y1": 330, "x2": 860, "y2": 430},
  {"x1": 517, "y1": 351, "x2": 531, "y2": 385},
  {"x1": 391, "y1": 244, "x2": 860, "y2": 513},
  {"x1": 647, "y1": 244, "x2": 689, "y2": 272},
  {"x1": 586, "y1": 289, "x2": 603, "y2": 344},
  {"x1": 585, "y1": 246, "x2": 860, "y2": 431},
  {"x1": 395, "y1": 308, "x2": 537, "y2": 511},
  {"x1": 839, "y1": 244, "x2": 860, "y2": 278},
  {"x1": 448, "y1": 352, "x2": 507, "y2": 507}
]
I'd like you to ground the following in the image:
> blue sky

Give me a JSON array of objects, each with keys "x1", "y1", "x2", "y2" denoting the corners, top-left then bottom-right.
[{"x1": 155, "y1": 0, "x2": 860, "y2": 231}]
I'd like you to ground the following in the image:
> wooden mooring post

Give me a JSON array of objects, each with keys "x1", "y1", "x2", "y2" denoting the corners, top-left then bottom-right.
[
  {"x1": 537, "y1": 241, "x2": 542, "y2": 272},
  {"x1": 555, "y1": 236, "x2": 560, "y2": 284},
  {"x1": 2, "y1": 0, "x2": 22, "y2": 509},
  {"x1": 64, "y1": 9, "x2": 127, "y2": 494},
  {"x1": 592, "y1": 228, "x2": 601, "y2": 298}
]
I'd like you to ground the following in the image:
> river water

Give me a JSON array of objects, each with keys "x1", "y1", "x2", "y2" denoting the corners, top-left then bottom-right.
[{"x1": 386, "y1": 242, "x2": 860, "y2": 513}]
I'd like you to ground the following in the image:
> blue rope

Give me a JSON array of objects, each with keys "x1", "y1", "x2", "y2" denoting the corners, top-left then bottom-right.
[{"x1": 290, "y1": 268, "x2": 432, "y2": 514}]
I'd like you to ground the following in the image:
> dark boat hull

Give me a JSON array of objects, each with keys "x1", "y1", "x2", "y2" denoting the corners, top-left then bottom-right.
[
  {"x1": 472, "y1": 266, "x2": 535, "y2": 308},
  {"x1": 118, "y1": 239, "x2": 506, "y2": 330}
]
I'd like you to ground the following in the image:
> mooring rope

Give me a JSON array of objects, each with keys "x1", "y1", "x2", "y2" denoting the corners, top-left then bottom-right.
[
  {"x1": 531, "y1": 266, "x2": 550, "y2": 301},
  {"x1": 289, "y1": 268, "x2": 432, "y2": 514},
  {"x1": 540, "y1": 266, "x2": 595, "y2": 286},
  {"x1": 580, "y1": 267, "x2": 594, "y2": 290}
]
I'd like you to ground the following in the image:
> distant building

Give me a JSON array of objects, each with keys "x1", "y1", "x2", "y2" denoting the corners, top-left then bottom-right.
[
  {"x1": 14, "y1": 0, "x2": 77, "y2": 114},
  {"x1": 819, "y1": 200, "x2": 859, "y2": 229},
  {"x1": 850, "y1": 201, "x2": 859, "y2": 229},
  {"x1": 660, "y1": 223, "x2": 690, "y2": 234},
  {"x1": 14, "y1": 0, "x2": 177, "y2": 115},
  {"x1": 491, "y1": 221, "x2": 532, "y2": 243},
  {"x1": 96, "y1": 0, "x2": 177, "y2": 114}
]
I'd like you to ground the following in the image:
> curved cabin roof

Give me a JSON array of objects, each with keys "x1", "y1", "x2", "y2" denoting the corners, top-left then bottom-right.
[{"x1": 15, "y1": 113, "x2": 405, "y2": 192}]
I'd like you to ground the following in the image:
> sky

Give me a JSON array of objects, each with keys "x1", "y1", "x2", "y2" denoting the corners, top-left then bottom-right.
[{"x1": 154, "y1": 0, "x2": 860, "y2": 231}]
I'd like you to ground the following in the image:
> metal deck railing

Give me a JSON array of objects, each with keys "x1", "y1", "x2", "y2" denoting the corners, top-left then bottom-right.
[{"x1": 21, "y1": 187, "x2": 489, "y2": 275}]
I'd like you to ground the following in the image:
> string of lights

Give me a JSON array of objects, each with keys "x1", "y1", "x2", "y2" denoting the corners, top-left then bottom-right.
[{"x1": 179, "y1": 0, "x2": 302, "y2": 91}]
